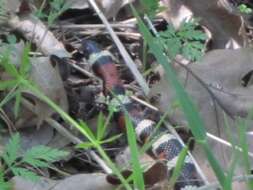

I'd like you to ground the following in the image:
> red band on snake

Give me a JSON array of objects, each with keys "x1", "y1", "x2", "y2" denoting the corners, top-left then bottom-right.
[{"x1": 82, "y1": 40, "x2": 204, "y2": 190}]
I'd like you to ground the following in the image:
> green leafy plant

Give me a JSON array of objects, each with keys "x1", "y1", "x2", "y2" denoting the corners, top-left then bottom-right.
[
  {"x1": 131, "y1": 5, "x2": 228, "y2": 188},
  {"x1": 76, "y1": 111, "x2": 122, "y2": 149},
  {"x1": 0, "y1": 133, "x2": 68, "y2": 188},
  {"x1": 0, "y1": 170, "x2": 11, "y2": 190},
  {"x1": 0, "y1": 42, "x2": 134, "y2": 190},
  {"x1": 36, "y1": 0, "x2": 69, "y2": 26},
  {"x1": 125, "y1": 114, "x2": 145, "y2": 190},
  {"x1": 238, "y1": 4, "x2": 252, "y2": 14},
  {"x1": 140, "y1": 0, "x2": 165, "y2": 18},
  {"x1": 158, "y1": 20, "x2": 207, "y2": 61},
  {"x1": 0, "y1": 42, "x2": 33, "y2": 117}
]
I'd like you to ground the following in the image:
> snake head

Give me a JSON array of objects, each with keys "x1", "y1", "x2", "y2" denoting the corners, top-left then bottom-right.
[{"x1": 81, "y1": 40, "x2": 101, "y2": 59}]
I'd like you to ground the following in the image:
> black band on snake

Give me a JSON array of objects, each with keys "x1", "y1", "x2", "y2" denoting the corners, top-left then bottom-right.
[{"x1": 81, "y1": 40, "x2": 204, "y2": 190}]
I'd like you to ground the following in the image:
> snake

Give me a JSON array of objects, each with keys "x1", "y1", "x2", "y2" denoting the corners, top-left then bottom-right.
[{"x1": 81, "y1": 40, "x2": 204, "y2": 190}]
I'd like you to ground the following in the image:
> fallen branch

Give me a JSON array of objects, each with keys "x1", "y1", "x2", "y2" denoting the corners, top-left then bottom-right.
[{"x1": 8, "y1": 14, "x2": 70, "y2": 58}]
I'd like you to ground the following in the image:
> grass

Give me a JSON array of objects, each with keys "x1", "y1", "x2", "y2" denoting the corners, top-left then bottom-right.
[
  {"x1": 0, "y1": 0, "x2": 253, "y2": 189},
  {"x1": 130, "y1": 4, "x2": 253, "y2": 189},
  {"x1": 0, "y1": 44, "x2": 135, "y2": 190}
]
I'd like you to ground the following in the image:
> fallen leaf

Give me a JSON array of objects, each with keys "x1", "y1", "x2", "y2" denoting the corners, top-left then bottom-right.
[{"x1": 150, "y1": 48, "x2": 253, "y2": 183}]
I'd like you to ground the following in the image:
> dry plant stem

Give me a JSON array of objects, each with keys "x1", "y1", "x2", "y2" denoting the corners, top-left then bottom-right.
[
  {"x1": 68, "y1": 59, "x2": 99, "y2": 79},
  {"x1": 21, "y1": 99, "x2": 112, "y2": 174},
  {"x1": 0, "y1": 108, "x2": 15, "y2": 133},
  {"x1": 206, "y1": 132, "x2": 253, "y2": 158},
  {"x1": 54, "y1": 23, "x2": 136, "y2": 29},
  {"x1": 130, "y1": 95, "x2": 159, "y2": 111},
  {"x1": 87, "y1": 0, "x2": 149, "y2": 95},
  {"x1": 121, "y1": 17, "x2": 138, "y2": 24},
  {"x1": 8, "y1": 14, "x2": 70, "y2": 58},
  {"x1": 78, "y1": 31, "x2": 141, "y2": 39}
]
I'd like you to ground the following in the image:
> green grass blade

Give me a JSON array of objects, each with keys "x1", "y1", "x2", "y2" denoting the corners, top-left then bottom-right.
[
  {"x1": 0, "y1": 86, "x2": 18, "y2": 108},
  {"x1": 140, "y1": 109, "x2": 170, "y2": 154},
  {"x1": 76, "y1": 142, "x2": 96, "y2": 149},
  {"x1": 238, "y1": 119, "x2": 253, "y2": 188},
  {"x1": 0, "y1": 80, "x2": 17, "y2": 90},
  {"x1": 2, "y1": 133, "x2": 21, "y2": 167},
  {"x1": 96, "y1": 112, "x2": 106, "y2": 140},
  {"x1": 168, "y1": 145, "x2": 189, "y2": 188},
  {"x1": 0, "y1": 52, "x2": 19, "y2": 78},
  {"x1": 131, "y1": 5, "x2": 226, "y2": 186},
  {"x1": 132, "y1": 7, "x2": 206, "y2": 141},
  {"x1": 20, "y1": 43, "x2": 31, "y2": 77},
  {"x1": 224, "y1": 151, "x2": 239, "y2": 190},
  {"x1": 79, "y1": 120, "x2": 96, "y2": 140},
  {"x1": 25, "y1": 82, "x2": 132, "y2": 190},
  {"x1": 201, "y1": 142, "x2": 226, "y2": 184},
  {"x1": 125, "y1": 114, "x2": 145, "y2": 190},
  {"x1": 101, "y1": 133, "x2": 122, "y2": 144}
]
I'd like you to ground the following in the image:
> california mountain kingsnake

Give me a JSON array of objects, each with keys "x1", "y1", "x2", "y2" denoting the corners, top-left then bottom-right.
[{"x1": 81, "y1": 40, "x2": 204, "y2": 190}]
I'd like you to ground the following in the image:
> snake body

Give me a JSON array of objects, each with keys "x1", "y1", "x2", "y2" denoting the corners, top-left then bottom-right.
[{"x1": 82, "y1": 40, "x2": 204, "y2": 190}]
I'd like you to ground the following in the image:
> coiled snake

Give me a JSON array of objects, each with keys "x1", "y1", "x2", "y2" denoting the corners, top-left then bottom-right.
[{"x1": 82, "y1": 40, "x2": 204, "y2": 190}]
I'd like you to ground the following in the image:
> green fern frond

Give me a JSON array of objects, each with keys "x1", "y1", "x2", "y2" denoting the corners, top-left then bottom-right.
[
  {"x1": 158, "y1": 20, "x2": 207, "y2": 61},
  {"x1": 22, "y1": 145, "x2": 68, "y2": 168},
  {"x1": 0, "y1": 169, "x2": 11, "y2": 190},
  {"x1": 11, "y1": 167, "x2": 39, "y2": 181},
  {"x1": 2, "y1": 133, "x2": 21, "y2": 167}
]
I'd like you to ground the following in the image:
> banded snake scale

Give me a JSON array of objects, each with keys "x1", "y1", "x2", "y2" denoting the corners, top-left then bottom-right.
[{"x1": 81, "y1": 40, "x2": 204, "y2": 190}]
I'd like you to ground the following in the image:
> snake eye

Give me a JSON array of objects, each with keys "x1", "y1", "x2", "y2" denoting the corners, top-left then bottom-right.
[{"x1": 81, "y1": 40, "x2": 101, "y2": 58}]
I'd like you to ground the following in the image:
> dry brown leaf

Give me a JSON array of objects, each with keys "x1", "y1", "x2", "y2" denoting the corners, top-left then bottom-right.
[{"x1": 149, "y1": 48, "x2": 253, "y2": 183}]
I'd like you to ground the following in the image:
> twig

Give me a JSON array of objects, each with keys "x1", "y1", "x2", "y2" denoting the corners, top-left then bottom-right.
[
  {"x1": 130, "y1": 95, "x2": 158, "y2": 111},
  {"x1": 67, "y1": 59, "x2": 99, "y2": 79},
  {"x1": 0, "y1": 108, "x2": 15, "y2": 133},
  {"x1": 53, "y1": 23, "x2": 136, "y2": 29},
  {"x1": 8, "y1": 14, "x2": 70, "y2": 58},
  {"x1": 78, "y1": 31, "x2": 141, "y2": 39},
  {"x1": 206, "y1": 132, "x2": 253, "y2": 158},
  {"x1": 87, "y1": 0, "x2": 149, "y2": 95}
]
